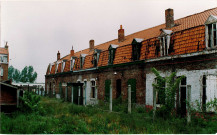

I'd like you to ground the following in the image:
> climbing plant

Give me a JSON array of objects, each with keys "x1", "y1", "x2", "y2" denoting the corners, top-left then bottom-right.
[{"x1": 152, "y1": 68, "x2": 185, "y2": 117}]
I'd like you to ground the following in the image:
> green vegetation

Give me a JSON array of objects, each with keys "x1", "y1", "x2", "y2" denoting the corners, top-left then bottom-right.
[
  {"x1": 1, "y1": 96, "x2": 217, "y2": 134},
  {"x1": 152, "y1": 67, "x2": 185, "y2": 118},
  {"x1": 8, "y1": 65, "x2": 37, "y2": 83}
]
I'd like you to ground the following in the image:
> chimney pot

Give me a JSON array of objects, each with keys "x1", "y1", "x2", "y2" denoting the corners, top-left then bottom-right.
[
  {"x1": 165, "y1": 8, "x2": 174, "y2": 28},
  {"x1": 70, "y1": 46, "x2": 74, "y2": 56},
  {"x1": 118, "y1": 25, "x2": 125, "y2": 42},
  {"x1": 57, "y1": 51, "x2": 60, "y2": 61},
  {"x1": 89, "y1": 39, "x2": 94, "y2": 51},
  {"x1": 5, "y1": 41, "x2": 8, "y2": 49}
]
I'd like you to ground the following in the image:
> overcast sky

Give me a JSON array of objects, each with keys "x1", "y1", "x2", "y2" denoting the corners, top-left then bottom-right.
[{"x1": 1, "y1": 0, "x2": 217, "y2": 83}]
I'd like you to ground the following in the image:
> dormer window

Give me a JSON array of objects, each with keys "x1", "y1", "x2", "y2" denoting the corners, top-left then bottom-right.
[
  {"x1": 61, "y1": 60, "x2": 66, "y2": 72},
  {"x1": 80, "y1": 54, "x2": 87, "y2": 69},
  {"x1": 70, "y1": 57, "x2": 76, "y2": 71},
  {"x1": 0, "y1": 55, "x2": 8, "y2": 63},
  {"x1": 55, "y1": 62, "x2": 59, "y2": 73},
  {"x1": 93, "y1": 49, "x2": 101, "y2": 67},
  {"x1": 132, "y1": 38, "x2": 143, "y2": 61},
  {"x1": 205, "y1": 15, "x2": 217, "y2": 48},
  {"x1": 108, "y1": 44, "x2": 119, "y2": 65},
  {"x1": 158, "y1": 29, "x2": 172, "y2": 56}
]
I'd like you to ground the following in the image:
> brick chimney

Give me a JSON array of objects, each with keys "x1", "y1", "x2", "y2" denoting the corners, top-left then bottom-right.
[
  {"x1": 5, "y1": 41, "x2": 8, "y2": 49},
  {"x1": 89, "y1": 39, "x2": 94, "y2": 51},
  {"x1": 70, "y1": 46, "x2": 74, "y2": 56},
  {"x1": 165, "y1": 8, "x2": 174, "y2": 28},
  {"x1": 118, "y1": 25, "x2": 125, "y2": 42},
  {"x1": 57, "y1": 51, "x2": 60, "y2": 61}
]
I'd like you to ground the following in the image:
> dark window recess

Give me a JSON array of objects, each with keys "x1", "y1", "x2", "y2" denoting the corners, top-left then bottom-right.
[
  {"x1": 116, "y1": 79, "x2": 121, "y2": 99},
  {"x1": 169, "y1": 38, "x2": 175, "y2": 54},
  {"x1": 155, "y1": 78, "x2": 166, "y2": 105},
  {"x1": 214, "y1": 23, "x2": 217, "y2": 46},
  {"x1": 132, "y1": 43, "x2": 142, "y2": 61},
  {"x1": 80, "y1": 57, "x2": 84, "y2": 69},
  {"x1": 105, "y1": 80, "x2": 111, "y2": 102},
  {"x1": 180, "y1": 76, "x2": 187, "y2": 117},
  {"x1": 155, "y1": 40, "x2": 160, "y2": 56},
  {"x1": 202, "y1": 75, "x2": 206, "y2": 112},
  {"x1": 208, "y1": 24, "x2": 212, "y2": 47},
  {"x1": 108, "y1": 49, "x2": 115, "y2": 65},
  {"x1": 91, "y1": 81, "x2": 96, "y2": 98},
  {"x1": 127, "y1": 79, "x2": 137, "y2": 103},
  {"x1": 92, "y1": 54, "x2": 97, "y2": 67}
]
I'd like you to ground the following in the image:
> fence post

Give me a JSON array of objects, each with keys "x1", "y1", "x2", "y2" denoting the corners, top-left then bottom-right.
[
  {"x1": 187, "y1": 85, "x2": 191, "y2": 124},
  {"x1": 128, "y1": 84, "x2": 131, "y2": 113},
  {"x1": 153, "y1": 87, "x2": 157, "y2": 121},
  {"x1": 109, "y1": 84, "x2": 112, "y2": 112}
]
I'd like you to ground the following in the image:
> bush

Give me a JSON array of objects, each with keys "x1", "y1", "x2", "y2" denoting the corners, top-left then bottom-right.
[{"x1": 19, "y1": 91, "x2": 42, "y2": 113}]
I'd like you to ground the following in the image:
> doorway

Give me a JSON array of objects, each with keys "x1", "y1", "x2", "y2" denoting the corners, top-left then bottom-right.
[{"x1": 116, "y1": 79, "x2": 122, "y2": 99}]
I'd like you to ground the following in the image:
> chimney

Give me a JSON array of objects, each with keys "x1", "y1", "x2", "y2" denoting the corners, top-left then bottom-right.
[
  {"x1": 70, "y1": 46, "x2": 74, "y2": 56},
  {"x1": 89, "y1": 39, "x2": 94, "y2": 51},
  {"x1": 5, "y1": 41, "x2": 8, "y2": 49},
  {"x1": 165, "y1": 8, "x2": 174, "y2": 28},
  {"x1": 57, "y1": 51, "x2": 60, "y2": 61},
  {"x1": 118, "y1": 25, "x2": 125, "y2": 42}
]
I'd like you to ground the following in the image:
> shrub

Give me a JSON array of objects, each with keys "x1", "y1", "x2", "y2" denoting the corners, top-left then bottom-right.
[{"x1": 19, "y1": 91, "x2": 42, "y2": 113}]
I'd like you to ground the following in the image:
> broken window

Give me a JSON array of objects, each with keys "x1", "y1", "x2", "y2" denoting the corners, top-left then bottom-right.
[
  {"x1": 91, "y1": 80, "x2": 96, "y2": 98},
  {"x1": 0, "y1": 55, "x2": 8, "y2": 63},
  {"x1": 179, "y1": 76, "x2": 187, "y2": 117},
  {"x1": 70, "y1": 57, "x2": 75, "y2": 71},
  {"x1": 207, "y1": 23, "x2": 217, "y2": 48},
  {"x1": 155, "y1": 40, "x2": 160, "y2": 56},
  {"x1": 93, "y1": 53, "x2": 98, "y2": 67},
  {"x1": 132, "y1": 43, "x2": 142, "y2": 61},
  {"x1": 108, "y1": 44, "x2": 118, "y2": 65},
  {"x1": 205, "y1": 15, "x2": 217, "y2": 48},
  {"x1": 158, "y1": 29, "x2": 172, "y2": 56},
  {"x1": 132, "y1": 38, "x2": 143, "y2": 61},
  {"x1": 80, "y1": 54, "x2": 87, "y2": 69},
  {"x1": 154, "y1": 78, "x2": 166, "y2": 105}
]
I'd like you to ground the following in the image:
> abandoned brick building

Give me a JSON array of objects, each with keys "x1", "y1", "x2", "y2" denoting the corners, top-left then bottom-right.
[{"x1": 45, "y1": 8, "x2": 217, "y2": 114}]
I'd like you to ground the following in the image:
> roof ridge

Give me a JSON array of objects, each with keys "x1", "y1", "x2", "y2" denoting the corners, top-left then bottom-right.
[
  {"x1": 176, "y1": 7, "x2": 217, "y2": 21},
  {"x1": 57, "y1": 7, "x2": 217, "y2": 62}
]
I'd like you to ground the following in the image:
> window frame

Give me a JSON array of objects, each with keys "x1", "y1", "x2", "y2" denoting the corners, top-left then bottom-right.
[
  {"x1": 0, "y1": 67, "x2": 3, "y2": 76},
  {"x1": 90, "y1": 80, "x2": 96, "y2": 99}
]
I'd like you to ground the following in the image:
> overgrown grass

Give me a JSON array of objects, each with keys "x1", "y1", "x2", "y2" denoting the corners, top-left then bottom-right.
[{"x1": 1, "y1": 96, "x2": 217, "y2": 134}]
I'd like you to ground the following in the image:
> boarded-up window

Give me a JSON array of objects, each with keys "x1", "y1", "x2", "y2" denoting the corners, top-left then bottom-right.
[
  {"x1": 128, "y1": 79, "x2": 136, "y2": 103},
  {"x1": 105, "y1": 80, "x2": 111, "y2": 102},
  {"x1": 206, "y1": 75, "x2": 217, "y2": 112}
]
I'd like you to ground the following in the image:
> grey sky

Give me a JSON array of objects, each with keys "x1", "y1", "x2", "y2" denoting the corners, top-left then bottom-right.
[{"x1": 1, "y1": 0, "x2": 217, "y2": 83}]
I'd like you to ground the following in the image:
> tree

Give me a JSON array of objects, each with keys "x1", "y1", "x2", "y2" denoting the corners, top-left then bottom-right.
[
  {"x1": 8, "y1": 65, "x2": 37, "y2": 83},
  {"x1": 152, "y1": 68, "x2": 185, "y2": 117},
  {"x1": 8, "y1": 65, "x2": 15, "y2": 80}
]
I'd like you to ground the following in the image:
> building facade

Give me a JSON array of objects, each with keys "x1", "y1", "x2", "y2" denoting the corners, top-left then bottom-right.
[
  {"x1": 45, "y1": 8, "x2": 217, "y2": 113},
  {"x1": 0, "y1": 42, "x2": 9, "y2": 81}
]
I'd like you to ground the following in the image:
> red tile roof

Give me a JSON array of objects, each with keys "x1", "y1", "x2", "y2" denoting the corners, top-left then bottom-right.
[{"x1": 47, "y1": 7, "x2": 217, "y2": 75}]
